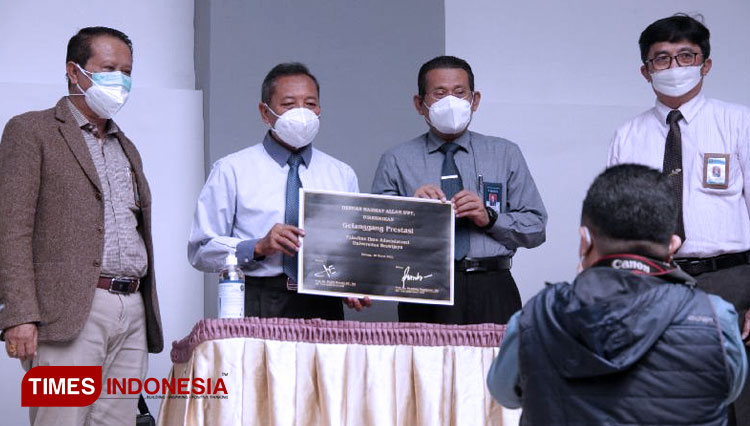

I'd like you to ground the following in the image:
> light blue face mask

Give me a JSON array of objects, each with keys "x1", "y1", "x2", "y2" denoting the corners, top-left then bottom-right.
[
  {"x1": 77, "y1": 64, "x2": 132, "y2": 91},
  {"x1": 73, "y1": 64, "x2": 132, "y2": 119}
]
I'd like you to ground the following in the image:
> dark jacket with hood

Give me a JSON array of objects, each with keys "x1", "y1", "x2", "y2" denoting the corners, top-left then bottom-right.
[{"x1": 518, "y1": 257, "x2": 731, "y2": 426}]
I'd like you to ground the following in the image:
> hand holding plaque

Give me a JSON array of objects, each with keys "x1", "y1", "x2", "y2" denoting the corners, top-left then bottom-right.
[
  {"x1": 254, "y1": 224, "x2": 305, "y2": 258},
  {"x1": 452, "y1": 190, "x2": 490, "y2": 227}
]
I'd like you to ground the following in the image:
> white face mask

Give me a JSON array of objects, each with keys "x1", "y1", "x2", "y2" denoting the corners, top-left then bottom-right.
[
  {"x1": 265, "y1": 105, "x2": 320, "y2": 149},
  {"x1": 425, "y1": 95, "x2": 473, "y2": 135},
  {"x1": 72, "y1": 64, "x2": 131, "y2": 119},
  {"x1": 650, "y1": 65, "x2": 702, "y2": 97}
]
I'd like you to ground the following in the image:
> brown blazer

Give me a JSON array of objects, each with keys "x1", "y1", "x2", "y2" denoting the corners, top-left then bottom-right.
[{"x1": 0, "y1": 97, "x2": 163, "y2": 353}]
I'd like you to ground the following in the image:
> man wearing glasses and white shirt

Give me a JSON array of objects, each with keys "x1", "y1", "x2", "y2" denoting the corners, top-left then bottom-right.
[
  {"x1": 607, "y1": 14, "x2": 750, "y2": 425},
  {"x1": 372, "y1": 55, "x2": 547, "y2": 325}
]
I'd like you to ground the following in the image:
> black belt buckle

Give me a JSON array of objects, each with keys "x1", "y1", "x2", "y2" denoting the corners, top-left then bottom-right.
[
  {"x1": 678, "y1": 257, "x2": 717, "y2": 276},
  {"x1": 108, "y1": 277, "x2": 139, "y2": 294},
  {"x1": 683, "y1": 259, "x2": 707, "y2": 275},
  {"x1": 462, "y1": 258, "x2": 487, "y2": 273},
  {"x1": 286, "y1": 277, "x2": 298, "y2": 291},
  {"x1": 687, "y1": 259, "x2": 705, "y2": 269}
]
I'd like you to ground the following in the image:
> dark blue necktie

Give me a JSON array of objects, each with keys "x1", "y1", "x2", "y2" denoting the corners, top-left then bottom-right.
[
  {"x1": 439, "y1": 142, "x2": 470, "y2": 260},
  {"x1": 283, "y1": 153, "x2": 303, "y2": 281}
]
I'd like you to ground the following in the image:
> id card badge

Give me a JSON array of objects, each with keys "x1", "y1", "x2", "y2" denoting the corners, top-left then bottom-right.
[
  {"x1": 483, "y1": 182, "x2": 503, "y2": 213},
  {"x1": 703, "y1": 153, "x2": 730, "y2": 189}
]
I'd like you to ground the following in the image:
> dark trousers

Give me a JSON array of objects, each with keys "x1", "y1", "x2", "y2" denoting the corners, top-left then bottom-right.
[
  {"x1": 692, "y1": 264, "x2": 750, "y2": 426},
  {"x1": 244, "y1": 275, "x2": 344, "y2": 320},
  {"x1": 398, "y1": 268, "x2": 521, "y2": 325}
]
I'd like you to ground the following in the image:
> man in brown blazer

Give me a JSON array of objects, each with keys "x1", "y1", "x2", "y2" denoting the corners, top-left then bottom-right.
[{"x1": 0, "y1": 27, "x2": 162, "y2": 426}]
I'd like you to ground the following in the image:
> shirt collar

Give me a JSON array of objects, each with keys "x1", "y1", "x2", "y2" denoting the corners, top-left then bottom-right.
[
  {"x1": 262, "y1": 131, "x2": 312, "y2": 167},
  {"x1": 654, "y1": 91, "x2": 705, "y2": 126},
  {"x1": 426, "y1": 130, "x2": 472, "y2": 154},
  {"x1": 65, "y1": 97, "x2": 119, "y2": 135}
]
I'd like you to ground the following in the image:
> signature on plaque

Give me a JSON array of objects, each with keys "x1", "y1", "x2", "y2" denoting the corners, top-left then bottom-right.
[{"x1": 396, "y1": 265, "x2": 433, "y2": 288}]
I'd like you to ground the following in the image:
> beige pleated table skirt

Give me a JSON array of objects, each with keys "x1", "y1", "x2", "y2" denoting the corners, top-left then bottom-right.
[{"x1": 157, "y1": 317, "x2": 520, "y2": 426}]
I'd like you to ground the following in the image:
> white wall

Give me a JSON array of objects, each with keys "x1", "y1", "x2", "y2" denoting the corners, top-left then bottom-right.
[
  {"x1": 445, "y1": 0, "x2": 750, "y2": 302},
  {"x1": 0, "y1": 0, "x2": 204, "y2": 421}
]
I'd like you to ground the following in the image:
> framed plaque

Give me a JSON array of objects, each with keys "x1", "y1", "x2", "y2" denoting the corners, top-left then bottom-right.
[{"x1": 298, "y1": 189, "x2": 454, "y2": 305}]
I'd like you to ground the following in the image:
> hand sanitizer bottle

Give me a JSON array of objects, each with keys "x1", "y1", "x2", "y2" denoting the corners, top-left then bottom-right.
[{"x1": 218, "y1": 253, "x2": 245, "y2": 318}]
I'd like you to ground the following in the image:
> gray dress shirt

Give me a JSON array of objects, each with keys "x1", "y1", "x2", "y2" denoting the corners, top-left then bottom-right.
[
  {"x1": 67, "y1": 100, "x2": 148, "y2": 278},
  {"x1": 372, "y1": 130, "x2": 547, "y2": 257}
]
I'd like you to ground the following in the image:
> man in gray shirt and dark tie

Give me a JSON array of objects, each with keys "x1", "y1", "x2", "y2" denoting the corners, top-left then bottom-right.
[{"x1": 372, "y1": 55, "x2": 547, "y2": 325}]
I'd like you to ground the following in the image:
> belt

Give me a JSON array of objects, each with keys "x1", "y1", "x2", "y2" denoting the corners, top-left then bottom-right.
[
  {"x1": 675, "y1": 251, "x2": 750, "y2": 277},
  {"x1": 97, "y1": 276, "x2": 141, "y2": 294},
  {"x1": 245, "y1": 275, "x2": 296, "y2": 292},
  {"x1": 456, "y1": 256, "x2": 512, "y2": 273}
]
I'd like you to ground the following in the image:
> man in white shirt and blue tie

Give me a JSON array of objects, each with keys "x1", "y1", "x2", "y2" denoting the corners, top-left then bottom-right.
[
  {"x1": 608, "y1": 14, "x2": 750, "y2": 425},
  {"x1": 188, "y1": 62, "x2": 370, "y2": 319}
]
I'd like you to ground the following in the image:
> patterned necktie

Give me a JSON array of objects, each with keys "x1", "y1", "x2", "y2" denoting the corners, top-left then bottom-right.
[
  {"x1": 283, "y1": 153, "x2": 303, "y2": 281},
  {"x1": 439, "y1": 142, "x2": 470, "y2": 260},
  {"x1": 663, "y1": 109, "x2": 685, "y2": 241}
]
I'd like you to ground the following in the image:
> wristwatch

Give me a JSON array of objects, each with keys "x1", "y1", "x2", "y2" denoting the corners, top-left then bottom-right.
[{"x1": 481, "y1": 206, "x2": 498, "y2": 231}]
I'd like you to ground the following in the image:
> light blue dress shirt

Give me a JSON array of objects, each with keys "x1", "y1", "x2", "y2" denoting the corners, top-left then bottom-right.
[{"x1": 188, "y1": 133, "x2": 359, "y2": 275}]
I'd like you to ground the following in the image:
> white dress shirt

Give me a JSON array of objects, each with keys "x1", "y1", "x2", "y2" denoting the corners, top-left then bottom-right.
[
  {"x1": 608, "y1": 92, "x2": 750, "y2": 258},
  {"x1": 188, "y1": 133, "x2": 359, "y2": 275}
]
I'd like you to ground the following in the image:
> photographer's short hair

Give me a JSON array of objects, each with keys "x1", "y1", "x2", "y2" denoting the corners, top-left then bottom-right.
[
  {"x1": 582, "y1": 164, "x2": 677, "y2": 248},
  {"x1": 639, "y1": 14, "x2": 710, "y2": 64}
]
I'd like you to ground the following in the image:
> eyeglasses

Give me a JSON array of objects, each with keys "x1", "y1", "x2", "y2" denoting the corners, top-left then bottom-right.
[
  {"x1": 427, "y1": 88, "x2": 472, "y2": 101},
  {"x1": 647, "y1": 52, "x2": 701, "y2": 71}
]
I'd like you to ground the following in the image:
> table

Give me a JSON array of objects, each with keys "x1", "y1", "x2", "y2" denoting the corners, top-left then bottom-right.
[{"x1": 157, "y1": 317, "x2": 519, "y2": 425}]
